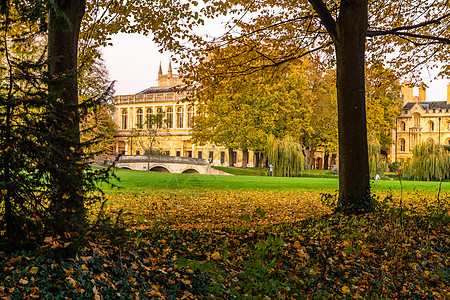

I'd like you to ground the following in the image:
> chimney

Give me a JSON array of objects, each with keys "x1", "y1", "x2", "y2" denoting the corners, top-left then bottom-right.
[
  {"x1": 447, "y1": 83, "x2": 450, "y2": 104},
  {"x1": 419, "y1": 84, "x2": 426, "y2": 102},
  {"x1": 401, "y1": 81, "x2": 414, "y2": 104}
]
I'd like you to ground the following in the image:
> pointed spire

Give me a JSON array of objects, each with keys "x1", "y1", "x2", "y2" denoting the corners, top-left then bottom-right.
[
  {"x1": 168, "y1": 60, "x2": 172, "y2": 77},
  {"x1": 158, "y1": 61, "x2": 163, "y2": 76}
]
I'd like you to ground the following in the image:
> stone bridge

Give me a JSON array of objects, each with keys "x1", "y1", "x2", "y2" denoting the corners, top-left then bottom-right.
[{"x1": 106, "y1": 155, "x2": 231, "y2": 175}]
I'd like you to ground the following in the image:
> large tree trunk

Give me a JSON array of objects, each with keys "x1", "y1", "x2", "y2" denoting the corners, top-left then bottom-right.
[
  {"x1": 335, "y1": 0, "x2": 372, "y2": 213},
  {"x1": 47, "y1": 0, "x2": 86, "y2": 247},
  {"x1": 241, "y1": 149, "x2": 248, "y2": 168},
  {"x1": 228, "y1": 148, "x2": 234, "y2": 166}
]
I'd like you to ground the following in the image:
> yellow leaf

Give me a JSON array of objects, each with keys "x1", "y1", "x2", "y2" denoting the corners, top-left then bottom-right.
[
  {"x1": 66, "y1": 277, "x2": 77, "y2": 287},
  {"x1": 44, "y1": 236, "x2": 53, "y2": 243},
  {"x1": 342, "y1": 286, "x2": 350, "y2": 293},
  {"x1": 211, "y1": 251, "x2": 221, "y2": 260},
  {"x1": 19, "y1": 278, "x2": 28, "y2": 285},
  {"x1": 181, "y1": 279, "x2": 192, "y2": 285},
  {"x1": 81, "y1": 264, "x2": 88, "y2": 271},
  {"x1": 29, "y1": 267, "x2": 39, "y2": 275}
]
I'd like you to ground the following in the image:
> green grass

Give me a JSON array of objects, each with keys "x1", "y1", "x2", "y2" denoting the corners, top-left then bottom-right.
[
  {"x1": 104, "y1": 168, "x2": 450, "y2": 194},
  {"x1": 212, "y1": 166, "x2": 339, "y2": 178}
]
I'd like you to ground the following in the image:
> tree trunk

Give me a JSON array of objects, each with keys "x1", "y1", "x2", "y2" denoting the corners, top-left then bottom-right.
[
  {"x1": 47, "y1": 0, "x2": 86, "y2": 247},
  {"x1": 241, "y1": 149, "x2": 248, "y2": 168},
  {"x1": 323, "y1": 152, "x2": 329, "y2": 170},
  {"x1": 335, "y1": 0, "x2": 372, "y2": 213},
  {"x1": 228, "y1": 148, "x2": 234, "y2": 166}
]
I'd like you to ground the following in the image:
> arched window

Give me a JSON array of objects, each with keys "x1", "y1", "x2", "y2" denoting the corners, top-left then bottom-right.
[
  {"x1": 428, "y1": 120, "x2": 434, "y2": 131},
  {"x1": 446, "y1": 138, "x2": 450, "y2": 146},
  {"x1": 166, "y1": 107, "x2": 173, "y2": 128},
  {"x1": 399, "y1": 138, "x2": 406, "y2": 152},
  {"x1": 187, "y1": 106, "x2": 194, "y2": 128},
  {"x1": 136, "y1": 108, "x2": 143, "y2": 127},
  {"x1": 146, "y1": 108, "x2": 152, "y2": 129},
  {"x1": 121, "y1": 109, "x2": 128, "y2": 129},
  {"x1": 399, "y1": 121, "x2": 406, "y2": 131},
  {"x1": 156, "y1": 108, "x2": 164, "y2": 128},
  {"x1": 413, "y1": 113, "x2": 421, "y2": 126},
  {"x1": 177, "y1": 107, "x2": 184, "y2": 128}
]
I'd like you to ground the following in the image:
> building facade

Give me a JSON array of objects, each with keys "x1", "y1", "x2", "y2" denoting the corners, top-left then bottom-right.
[
  {"x1": 391, "y1": 83, "x2": 450, "y2": 162},
  {"x1": 113, "y1": 63, "x2": 254, "y2": 168}
]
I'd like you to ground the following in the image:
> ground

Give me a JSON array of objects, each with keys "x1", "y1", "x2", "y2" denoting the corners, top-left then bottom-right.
[{"x1": 0, "y1": 170, "x2": 449, "y2": 299}]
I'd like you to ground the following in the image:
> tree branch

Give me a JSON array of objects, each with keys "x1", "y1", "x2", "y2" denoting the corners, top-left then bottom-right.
[
  {"x1": 367, "y1": 30, "x2": 450, "y2": 45},
  {"x1": 307, "y1": 0, "x2": 337, "y2": 43}
]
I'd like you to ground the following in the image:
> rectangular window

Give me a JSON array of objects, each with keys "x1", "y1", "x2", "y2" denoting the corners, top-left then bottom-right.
[
  {"x1": 198, "y1": 151, "x2": 202, "y2": 159},
  {"x1": 136, "y1": 151, "x2": 140, "y2": 155},
  {"x1": 209, "y1": 151, "x2": 213, "y2": 162},
  {"x1": 220, "y1": 151, "x2": 225, "y2": 164},
  {"x1": 176, "y1": 151, "x2": 181, "y2": 157},
  {"x1": 187, "y1": 151, "x2": 192, "y2": 158}
]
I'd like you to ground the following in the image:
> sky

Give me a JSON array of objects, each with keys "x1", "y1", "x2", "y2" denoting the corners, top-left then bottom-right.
[{"x1": 101, "y1": 33, "x2": 450, "y2": 102}]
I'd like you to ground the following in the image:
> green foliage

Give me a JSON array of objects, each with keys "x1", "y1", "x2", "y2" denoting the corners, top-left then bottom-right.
[
  {"x1": 266, "y1": 135, "x2": 304, "y2": 177},
  {"x1": 406, "y1": 140, "x2": 450, "y2": 181},
  {"x1": 0, "y1": 3, "x2": 116, "y2": 253}
]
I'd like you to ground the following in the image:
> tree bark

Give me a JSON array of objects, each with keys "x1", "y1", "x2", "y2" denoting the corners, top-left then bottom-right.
[
  {"x1": 335, "y1": 0, "x2": 372, "y2": 213},
  {"x1": 323, "y1": 152, "x2": 329, "y2": 170},
  {"x1": 228, "y1": 148, "x2": 234, "y2": 166},
  {"x1": 47, "y1": 0, "x2": 86, "y2": 244},
  {"x1": 241, "y1": 149, "x2": 248, "y2": 168}
]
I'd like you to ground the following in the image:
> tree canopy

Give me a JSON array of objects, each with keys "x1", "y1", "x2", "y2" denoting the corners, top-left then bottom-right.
[{"x1": 181, "y1": 0, "x2": 450, "y2": 213}]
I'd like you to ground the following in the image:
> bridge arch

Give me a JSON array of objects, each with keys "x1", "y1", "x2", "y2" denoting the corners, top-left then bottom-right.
[
  {"x1": 181, "y1": 168, "x2": 200, "y2": 174},
  {"x1": 149, "y1": 165, "x2": 171, "y2": 173}
]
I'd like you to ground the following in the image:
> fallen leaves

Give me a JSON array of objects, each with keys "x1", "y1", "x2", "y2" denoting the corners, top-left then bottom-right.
[{"x1": 1, "y1": 188, "x2": 449, "y2": 299}]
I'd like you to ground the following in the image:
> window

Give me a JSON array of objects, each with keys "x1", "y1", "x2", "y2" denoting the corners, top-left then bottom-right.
[
  {"x1": 176, "y1": 151, "x2": 181, "y2": 157},
  {"x1": 413, "y1": 113, "x2": 421, "y2": 126},
  {"x1": 399, "y1": 121, "x2": 406, "y2": 131},
  {"x1": 177, "y1": 107, "x2": 184, "y2": 128},
  {"x1": 136, "y1": 108, "x2": 143, "y2": 127},
  {"x1": 157, "y1": 108, "x2": 163, "y2": 128},
  {"x1": 121, "y1": 109, "x2": 128, "y2": 129},
  {"x1": 198, "y1": 151, "x2": 202, "y2": 159},
  {"x1": 187, "y1": 106, "x2": 194, "y2": 128},
  {"x1": 146, "y1": 108, "x2": 152, "y2": 128},
  {"x1": 399, "y1": 138, "x2": 406, "y2": 152},
  {"x1": 209, "y1": 151, "x2": 213, "y2": 163},
  {"x1": 220, "y1": 151, "x2": 225, "y2": 164},
  {"x1": 187, "y1": 151, "x2": 192, "y2": 158},
  {"x1": 448, "y1": 122, "x2": 450, "y2": 131},
  {"x1": 428, "y1": 121, "x2": 434, "y2": 131},
  {"x1": 166, "y1": 107, "x2": 173, "y2": 128},
  {"x1": 136, "y1": 150, "x2": 140, "y2": 155}
]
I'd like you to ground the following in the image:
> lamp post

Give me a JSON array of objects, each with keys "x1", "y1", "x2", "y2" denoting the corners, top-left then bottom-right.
[{"x1": 438, "y1": 117, "x2": 441, "y2": 144}]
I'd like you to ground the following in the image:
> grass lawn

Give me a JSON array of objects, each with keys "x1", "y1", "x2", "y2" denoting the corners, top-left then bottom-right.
[{"x1": 105, "y1": 167, "x2": 450, "y2": 194}]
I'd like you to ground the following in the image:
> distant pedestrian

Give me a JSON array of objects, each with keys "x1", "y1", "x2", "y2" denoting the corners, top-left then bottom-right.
[
  {"x1": 375, "y1": 173, "x2": 381, "y2": 180},
  {"x1": 269, "y1": 164, "x2": 273, "y2": 176}
]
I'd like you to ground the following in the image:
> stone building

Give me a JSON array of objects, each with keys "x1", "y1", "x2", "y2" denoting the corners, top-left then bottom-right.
[
  {"x1": 391, "y1": 82, "x2": 450, "y2": 162},
  {"x1": 113, "y1": 63, "x2": 254, "y2": 168}
]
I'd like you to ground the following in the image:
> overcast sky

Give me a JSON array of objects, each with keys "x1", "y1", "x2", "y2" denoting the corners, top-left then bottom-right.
[{"x1": 101, "y1": 33, "x2": 449, "y2": 102}]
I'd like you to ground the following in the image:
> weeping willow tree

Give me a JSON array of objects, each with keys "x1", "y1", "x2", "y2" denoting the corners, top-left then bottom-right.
[
  {"x1": 266, "y1": 135, "x2": 304, "y2": 177},
  {"x1": 368, "y1": 134, "x2": 388, "y2": 179},
  {"x1": 406, "y1": 141, "x2": 450, "y2": 181}
]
